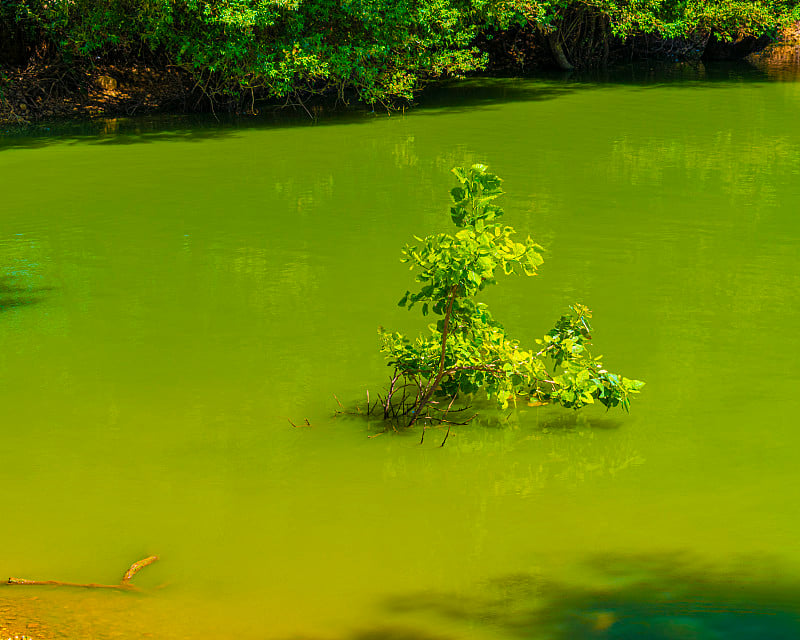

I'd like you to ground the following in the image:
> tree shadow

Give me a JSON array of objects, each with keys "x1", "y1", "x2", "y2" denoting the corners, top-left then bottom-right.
[
  {"x1": 0, "y1": 275, "x2": 53, "y2": 311},
  {"x1": 1, "y1": 57, "x2": 779, "y2": 149},
  {"x1": 350, "y1": 629, "x2": 454, "y2": 640},
  {"x1": 279, "y1": 552, "x2": 800, "y2": 639},
  {"x1": 409, "y1": 78, "x2": 586, "y2": 114},
  {"x1": 286, "y1": 628, "x2": 456, "y2": 640},
  {"x1": 532, "y1": 408, "x2": 623, "y2": 432},
  {"x1": 410, "y1": 58, "x2": 775, "y2": 115},
  {"x1": 333, "y1": 392, "x2": 625, "y2": 442},
  {"x1": 0, "y1": 116, "x2": 242, "y2": 151},
  {"x1": 374, "y1": 552, "x2": 800, "y2": 639},
  {"x1": 0, "y1": 107, "x2": 385, "y2": 151}
]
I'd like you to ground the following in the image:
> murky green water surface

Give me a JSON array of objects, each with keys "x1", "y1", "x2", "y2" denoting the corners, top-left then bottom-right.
[{"x1": 2, "y1": 62, "x2": 800, "y2": 639}]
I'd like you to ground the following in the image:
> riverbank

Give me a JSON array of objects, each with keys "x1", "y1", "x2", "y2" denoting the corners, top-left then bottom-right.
[
  {"x1": 2, "y1": 20, "x2": 798, "y2": 127},
  {"x1": 2, "y1": 52, "x2": 797, "y2": 128},
  {"x1": 0, "y1": 62, "x2": 190, "y2": 126}
]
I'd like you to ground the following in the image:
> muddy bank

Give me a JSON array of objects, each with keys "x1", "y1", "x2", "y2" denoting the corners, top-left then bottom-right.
[
  {"x1": 1, "y1": 62, "x2": 190, "y2": 127},
  {"x1": 748, "y1": 24, "x2": 800, "y2": 80}
]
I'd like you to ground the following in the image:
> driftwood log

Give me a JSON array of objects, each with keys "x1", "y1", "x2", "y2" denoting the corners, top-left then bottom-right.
[{"x1": 5, "y1": 555, "x2": 159, "y2": 592}]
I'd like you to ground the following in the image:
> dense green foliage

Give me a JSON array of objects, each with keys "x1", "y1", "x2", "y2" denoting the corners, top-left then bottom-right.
[
  {"x1": 379, "y1": 165, "x2": 643, "y2": 426},
  {"x1": 1, "y1": 0, "x2": 513, "y2": 105},
  {"x1": 534, "y1": 0, "x2": 799, "y2": 39},
  {"x1": 1, "y1": 0, "x2": 798, "y2": 105}
]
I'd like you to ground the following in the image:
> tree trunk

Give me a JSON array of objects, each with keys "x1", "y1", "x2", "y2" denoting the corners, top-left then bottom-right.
[{"x1": 547, "y1": 31, "x2": 574, "y2": 70}]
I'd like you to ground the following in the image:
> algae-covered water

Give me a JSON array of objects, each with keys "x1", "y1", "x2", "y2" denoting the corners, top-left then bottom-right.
[{"x1": 2, "y1": 63, "x2": 800, "y2": 639}]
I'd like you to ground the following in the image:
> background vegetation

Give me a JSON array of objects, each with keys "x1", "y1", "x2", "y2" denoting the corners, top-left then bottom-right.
[{"x1": 1, "y1": 0, "x2": 798, "y2": 110}]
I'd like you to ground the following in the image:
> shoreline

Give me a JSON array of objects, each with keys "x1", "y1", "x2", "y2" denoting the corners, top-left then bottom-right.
[{"x1": 2, "y1": 37, "x2": 799, "y2": 130}]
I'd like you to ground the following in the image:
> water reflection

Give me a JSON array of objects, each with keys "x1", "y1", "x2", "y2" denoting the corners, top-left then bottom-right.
[
  {"x1": 750, "y1": 44, "x2": 800, "y2": 82},
  {"x1": 336, "y1": 404, "x2": 642, "y2": 493}
]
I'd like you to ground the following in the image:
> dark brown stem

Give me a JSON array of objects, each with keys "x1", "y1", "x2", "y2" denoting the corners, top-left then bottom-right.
[
  {"x1": 408, "y1": 285, "x2": 458, "y2": 426},
  {"x1": 443, "y1": 393, "x2": 458, "y2": 418},
  {"x1": 383, "y1": 369, "x2": 401, "y2": 419},
  {"x1": 436, "y1": 287, "x2": 458, "y2": 381}
]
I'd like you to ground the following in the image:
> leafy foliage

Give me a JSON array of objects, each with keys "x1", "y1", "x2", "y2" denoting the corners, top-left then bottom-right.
[
  {"x1": 1, "y1": 0, "x2": 507, "y2": 106},
  {"x1": 2, "y1": 0, "x2": 798, "y2": 107},
  {"x1": 379, "y1": 165, "x2": 643, "y2": 426},
  {"x1": 506, "y1": 0, "x2": 800, "y2": 39}
]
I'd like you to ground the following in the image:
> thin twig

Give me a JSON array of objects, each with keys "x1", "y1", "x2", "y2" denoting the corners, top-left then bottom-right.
[
  {"x1": 429, "y1": 405, "x2": 470, "y2": 414},
  {"x1": 438, "y1": 414, "x2": 477, "y2": 426},
  {"x1": 443, "y1": 393, "x2": 458, "y2": 417}
]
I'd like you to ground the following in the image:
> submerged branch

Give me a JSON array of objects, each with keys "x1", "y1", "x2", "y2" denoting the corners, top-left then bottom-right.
[
  {"x1": 122, "y1": 555, "x2": 159, "y2": 583},
  {"x1": 6, "y1": 556, "x2": 159, "y2": 592}
]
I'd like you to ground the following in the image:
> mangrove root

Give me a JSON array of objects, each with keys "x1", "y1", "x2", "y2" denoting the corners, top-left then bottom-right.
[{"x1": 5, "y1": 555, "x2": 159, "y2": 592}]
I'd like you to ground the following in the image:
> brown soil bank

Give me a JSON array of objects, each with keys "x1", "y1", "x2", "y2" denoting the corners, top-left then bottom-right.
[{"x1": 0, "y1": 62, "x2": 191, "y2": 126}]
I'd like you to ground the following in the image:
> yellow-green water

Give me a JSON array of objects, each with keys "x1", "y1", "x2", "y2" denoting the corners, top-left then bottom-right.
[{"x1": 2, "y1": 65, "x2": 800, "y2": 639}]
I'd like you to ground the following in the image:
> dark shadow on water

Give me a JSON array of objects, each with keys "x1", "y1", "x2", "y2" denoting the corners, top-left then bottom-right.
[
  {"x1": 0, "y1": 59, "x2": 789, "y2": 151},
  {"x1": 385, "y1": 553, "x2": 800, "y2": 640},
  {"x1": 285, "y1": 553, "x2": 800, "y2": 639},
  {"x1": 351, "y1": 629, "x2": 452, "y2": 640},
  {"x1": 0, "y1": 115, "x2": 245, "y2": 151},
  {"x1": 533, "y1": 409, "x2": 623, "y2": 432},
  {"x1": 406, "y1": 59, "x2": 780, "y2": 115},
  {"x1": 333, "y1": 401, "x2": 624, "y2": 441},
  {"x1": 0, "y1": 276, "x2": 53, "y2": 311},
  {"x1": 287, "y1": 629, "x2": 454, "y2": 640},
  {"x1": 0, "y1": 109, "x2": 376, "y2": 151}
]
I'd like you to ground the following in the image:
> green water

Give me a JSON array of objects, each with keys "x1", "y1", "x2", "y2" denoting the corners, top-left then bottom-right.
[{"x1": 2, "y1": 64, "x2": 800, "y2": 639}]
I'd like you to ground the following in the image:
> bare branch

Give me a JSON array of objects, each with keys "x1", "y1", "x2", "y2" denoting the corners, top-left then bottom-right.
[
  {"x1": 122, "y1": 556, "x2": 159, "y2": 583},
  {"x1": 6, "y1": 556, "x2": 159, "y2": 592}
]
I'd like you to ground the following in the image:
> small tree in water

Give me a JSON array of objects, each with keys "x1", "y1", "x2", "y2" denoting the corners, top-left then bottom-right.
[{"x1": 378, "y1": 164, "x2": 643, "y2": 430}]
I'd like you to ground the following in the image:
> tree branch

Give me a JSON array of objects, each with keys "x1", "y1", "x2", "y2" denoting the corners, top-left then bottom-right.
[
  {"x1": 408, "y1": 284, "x2": 458, "y2": 426},
  {"x1": 5, "y1": 556, "x2": 159, "y2": 592}
]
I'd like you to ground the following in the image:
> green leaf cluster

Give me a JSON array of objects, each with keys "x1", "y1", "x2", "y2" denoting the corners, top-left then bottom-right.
[
  {"x1": 1, "y1": 0, "x2": 502, "y2": 104},
  {"x1": 3, "y1": 0, "x2": 797, "y2": 106},
  {"x1": 504, "y1": 0, "x2": 800, "y2": 40},
  {"x1": 380, "y1": 165, "x2": 643, "y2": 418}
]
